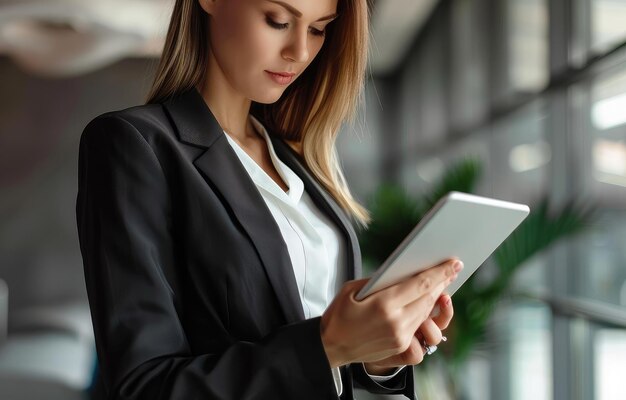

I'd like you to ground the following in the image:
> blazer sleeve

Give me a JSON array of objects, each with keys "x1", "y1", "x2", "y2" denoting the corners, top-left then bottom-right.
[
  {"x1": 76, "y1": 115, "x2": 339, "y2": 400},
  {"x1": 350, "y1": 363, "x2": 415, "y2": 398}
]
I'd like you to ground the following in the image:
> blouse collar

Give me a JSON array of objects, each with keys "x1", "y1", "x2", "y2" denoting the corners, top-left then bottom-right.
[{"x1": 223, "y1": 115, "x2": 304, "y2": 207}]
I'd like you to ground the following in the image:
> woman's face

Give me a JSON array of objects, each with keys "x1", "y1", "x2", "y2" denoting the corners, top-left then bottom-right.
[{"x1": 201, "y1": 0, "x2": 339, "y2": 104}]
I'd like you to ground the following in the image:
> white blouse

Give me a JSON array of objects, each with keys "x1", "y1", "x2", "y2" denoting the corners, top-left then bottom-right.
[{"x1": 223, "y1": 115, "x2": 402, "y2": 396}]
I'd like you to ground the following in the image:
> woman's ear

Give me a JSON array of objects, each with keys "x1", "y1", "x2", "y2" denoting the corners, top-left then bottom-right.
[{"x1": 198, "y1": 0, "x2": 217, "y2": 15}]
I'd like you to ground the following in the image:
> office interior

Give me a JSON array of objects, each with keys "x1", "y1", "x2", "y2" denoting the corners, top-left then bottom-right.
[{"x1": 0, "y1": 0, "x2": 625, "y2": 399}]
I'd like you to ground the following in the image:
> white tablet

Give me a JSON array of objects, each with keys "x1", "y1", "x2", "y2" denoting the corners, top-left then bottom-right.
[{"x1": 355, "y1": 191, "x2": 530, "y2": 301}]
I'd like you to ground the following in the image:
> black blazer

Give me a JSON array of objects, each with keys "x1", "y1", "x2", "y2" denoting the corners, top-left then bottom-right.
[{"x1": 76, "y1": 87, "x2": 415, "y2": 400}]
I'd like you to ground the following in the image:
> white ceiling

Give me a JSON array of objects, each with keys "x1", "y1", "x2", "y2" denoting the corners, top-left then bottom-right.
[
  {"x1": 0, "y1": 0, "x2": 438, "y2": 77},
  {"x1": 370, "y1": 0, "x2": 439, "y2": 75}
]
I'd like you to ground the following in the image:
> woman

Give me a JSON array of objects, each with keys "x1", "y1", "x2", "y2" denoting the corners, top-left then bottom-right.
[{"x1": 76, "y1": 0, "x2": 463, "y2": 399}]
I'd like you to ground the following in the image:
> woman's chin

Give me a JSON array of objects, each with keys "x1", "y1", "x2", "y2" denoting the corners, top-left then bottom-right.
[{"x1": 253, "y1": 91, "x2": 286, "y2": 105}]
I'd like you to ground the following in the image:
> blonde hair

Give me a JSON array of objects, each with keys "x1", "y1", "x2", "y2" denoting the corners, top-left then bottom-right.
[{"x1": 147, "y1": 0, "x2": 371, "y2": 227}]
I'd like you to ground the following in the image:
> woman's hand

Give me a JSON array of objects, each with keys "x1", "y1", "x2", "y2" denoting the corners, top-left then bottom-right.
[
  {"x1": 362, "y1": 293, "x2": 454, "y2": 375},
  {"x1": 320, "y1": 259, "x2": 463, "y2": 368}
]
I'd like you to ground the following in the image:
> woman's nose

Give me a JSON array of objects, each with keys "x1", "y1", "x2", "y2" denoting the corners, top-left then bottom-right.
[{"x1": 282, "y1": 29, "x2": 309, "y2": 63}]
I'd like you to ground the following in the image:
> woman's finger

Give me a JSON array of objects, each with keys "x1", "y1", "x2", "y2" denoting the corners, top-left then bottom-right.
[
  {"x1": 417, "y1": 318, "x2": 443, "y2": 347},
  {"x1": 402, "y1": 272, "x2": 454, "y2": 332},
  {"x1": 432, "y1": 294, "x2": 454, "y2": 330},
  {"x1": 398, "y1": 334, "x2": 426, "y2": 365},
  {"x1": 377, "y1": 259, "x2": 463, "y2": 309},
  {"x1": 368, "y1": 334, "x2": 427, "y2": 368}
]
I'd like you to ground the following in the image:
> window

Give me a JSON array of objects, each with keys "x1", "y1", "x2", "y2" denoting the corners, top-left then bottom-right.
[
  {"x1": 490, "y1": 101, "x2": 549, "y2": 203},
  {"x1": 450, "y1": 0, "x2": 489, "y2": 129},
  {"x1": 564, "y1": 67, "x2": 626, "y2": 306},
  {"x1": 595, "y1": 327, "x2": 626, "y2": 400},
  {"x1": 509, "y1": 302, "x2": 553, "y2": 400},
  {"x1": 507, "y1": 0, "x2": 549, "y2": 93},
  {"x1": 592, "y1": 0, "x2": 626, "y2": 54}
]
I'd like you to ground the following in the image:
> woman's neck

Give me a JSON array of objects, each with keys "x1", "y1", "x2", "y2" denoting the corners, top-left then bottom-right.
[{"x1": 196, "y1": 59, "x2": 252, "y2": 142}]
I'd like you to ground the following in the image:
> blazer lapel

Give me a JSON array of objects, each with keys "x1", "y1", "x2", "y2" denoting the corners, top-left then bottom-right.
[
  {"x1": 163, "y1": 88, "x2": 305, "y2": 323},
  {"x1": 270, "y1": 138, "x2": 362, "y2": 281}
]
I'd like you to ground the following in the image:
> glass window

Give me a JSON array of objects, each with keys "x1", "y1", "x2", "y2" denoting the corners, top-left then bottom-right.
[
  {"x1": 592, "y1": 0, "x2": 626, "y2": 54},
  {"x1": 563, "y1": 66, "x2": 626, "y2": 306},
  {"x1": 509, "y1": 303, "x2": 553, "y2": 400},
  {"x1": 489, "y1": 100, "x2": 549, "y2": 203},
  {"x1": 591, "y1": 66, "x2": 626, "y2": 130},
  {"x1": 457, "y1": 353, "x2": 491, "y2": 400},
  {"x1": 400, "y1": 46, "x2": 426, "y2": 161},
  {"x1": 450, "y1": 0, "x2": 489, "y2": 129},
  {"x1": 399, "y1": 17, "x2": 448, "y2": 167},
  {"x1": 590, "y1": 70, "x2": 626, "y2": 205},
  {"x1": 595, "y1": 327, "x2": 626, "y2": 400},
  {"x1": 489, "y1": 302, "x2": 553, "y2": 400},
  {"x1": 590, "y1": 68, "x2": 626, "y2": 200},
  {"x1": 417, "y1": 26, "x2": 448, "y2": 146},
  {"x1": 571, "y1": 0, "x2": 592, "y2": 67},
  {"x1": 573, "y1": 211, "x2": 626, "y2": 306},
  {"x1": 507, "y1": 0, "x2": 549, "y2": 93}
]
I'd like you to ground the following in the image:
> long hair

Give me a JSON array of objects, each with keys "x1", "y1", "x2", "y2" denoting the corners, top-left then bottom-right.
[{"x1": 146, "y1": 0, "x2": 371, "y2": 227}]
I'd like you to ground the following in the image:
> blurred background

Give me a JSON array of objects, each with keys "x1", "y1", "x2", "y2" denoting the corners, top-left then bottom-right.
[{"x1": 0, "y1": 0, "x2": 625, "y2": 399}]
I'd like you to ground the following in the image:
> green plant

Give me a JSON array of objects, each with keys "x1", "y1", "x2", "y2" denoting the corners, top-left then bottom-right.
[
  {"x1": 357, "y1": 158, "x2": 595, "y2": 368},
  {"x1": 360, "y1": 159, "x2": 482, "y2": 270}
]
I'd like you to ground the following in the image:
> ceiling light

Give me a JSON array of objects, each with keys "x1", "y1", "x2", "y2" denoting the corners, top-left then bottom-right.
[{"x1": 0, "y1": 0, "x2": 172, "y2": 77}]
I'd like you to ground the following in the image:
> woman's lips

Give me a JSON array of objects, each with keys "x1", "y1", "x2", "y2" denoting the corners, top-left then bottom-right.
[{"x1": 265, "y1": 71, "x2": 295, "y2": 85}]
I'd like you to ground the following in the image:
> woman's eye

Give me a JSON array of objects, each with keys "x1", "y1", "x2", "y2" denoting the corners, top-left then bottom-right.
[
  {"x1": 266, "y1": 17, "x2": 288, "y2": 30},
  {"x1": 266, "y1": 16, "x2": 326, "y2": 37},
  {"x1": 310, "y1": 27, "x2": 325, "y2": 37}
]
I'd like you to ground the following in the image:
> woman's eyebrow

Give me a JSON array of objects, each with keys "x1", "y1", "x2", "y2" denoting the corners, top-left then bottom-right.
[{"x1": 266, "y1": 0, "x2": 338, "y2": 22}]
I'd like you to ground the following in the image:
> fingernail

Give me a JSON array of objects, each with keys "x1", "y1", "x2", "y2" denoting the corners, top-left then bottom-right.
[
  {"x1": 453, "y1": 261, "x2": 464, "y2": 272},
  {"x1": 444, "y1": 296, "x2": 452, "y2": 307}
]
